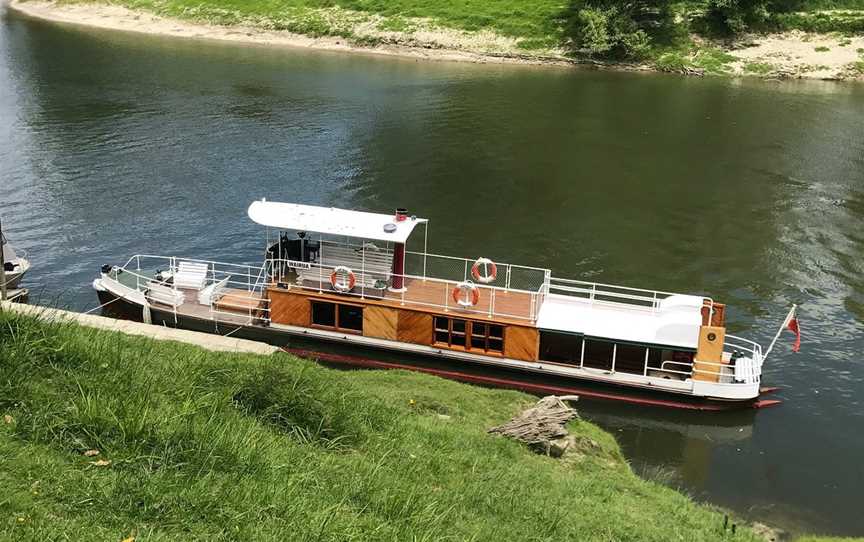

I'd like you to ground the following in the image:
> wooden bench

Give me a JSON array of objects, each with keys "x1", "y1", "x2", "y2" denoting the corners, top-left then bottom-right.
[
  {"x1": 297, "y1": 244, "x2": 394, "y2": 290},
  {"x1": 174, "y1": 261, "x2": 209, "y2": 290},
  {"x1": 213, "y1": 288, "x2": 266, "y2": 315},
  {"x1": 146, "y1": 282, "x2": 185, "y2": 307}
]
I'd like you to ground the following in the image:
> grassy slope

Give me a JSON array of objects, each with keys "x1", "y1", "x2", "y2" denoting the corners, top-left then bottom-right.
[
  {"x1": 0, "y1": 310, "x2": 761, "y2": 541},
  {"x1": 0, "y1": 312, "x2": 859, "y2": 541}
]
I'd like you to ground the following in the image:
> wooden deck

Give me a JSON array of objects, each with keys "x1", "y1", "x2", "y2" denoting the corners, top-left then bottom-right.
[
  {"x1": 279, "y1": 277, "x2": 537, "y2": 325},
  {"x1": 150, "y1": 288, "x2": 266, "y2": 326}
]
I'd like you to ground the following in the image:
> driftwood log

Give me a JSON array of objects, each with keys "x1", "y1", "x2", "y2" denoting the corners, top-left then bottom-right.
[{"x1": 488, "y1": 395, "x2": 580, "y2": 457}]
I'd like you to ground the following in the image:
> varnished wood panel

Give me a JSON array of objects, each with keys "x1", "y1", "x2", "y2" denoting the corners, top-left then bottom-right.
[
  {"x1": 268, "y1": 288, "x2": 311, "y2": 327},
  {"x1": 364, "y1": 305, "x2": 398, "y2": 341},
  {"x1": 214, "y1": 288, "x2": 265, "y2": 314},
  {"x1": 693, "y1": 325, "x2": 726, "y2": 382},
  {"x1": 397, "y1": 310, "x2": 433, "y2": 345},
  {"x1": 504, "y1": 325, "x2": 539, "y2": 362}
]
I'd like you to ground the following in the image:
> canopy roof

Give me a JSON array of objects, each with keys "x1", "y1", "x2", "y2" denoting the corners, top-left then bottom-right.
[
  {"x1": 247, "y1": 200, "x2": 427, "y2": 244},
  {"x1": 536, "y1": 294, "x2": 704, "y2": 349}
]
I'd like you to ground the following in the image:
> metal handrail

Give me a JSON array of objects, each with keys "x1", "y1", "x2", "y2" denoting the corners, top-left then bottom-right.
[
  {"x1": 266, "y1": 256, "x2": 539, "y2": 322},
  {"x1": 549, "y1": 277, "x2": 707, "y2": 301},
  {"x1": 115, "y1": 254, "x2": 540, "y2": 323},
  {"x1": 404, "y1": 250, "x2": 549, "y2": 273}
]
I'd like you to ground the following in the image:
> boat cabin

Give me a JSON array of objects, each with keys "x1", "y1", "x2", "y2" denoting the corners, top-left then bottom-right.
[{"x1": 247, "y1": 201, "x2": 755, "y2": 395}]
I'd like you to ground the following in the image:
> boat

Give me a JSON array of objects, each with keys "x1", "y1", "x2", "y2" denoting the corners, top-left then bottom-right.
[
  {"x1": 92, "y1": 200, "x2": 786, "y2": 409},
  {"x1": 1, "y1": 230, "x2": 30, "y2": 290}
]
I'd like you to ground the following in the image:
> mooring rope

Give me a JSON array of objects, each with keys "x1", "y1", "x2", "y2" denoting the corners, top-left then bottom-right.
[
  {"x1": 82, "y1": 296, "x2": 121, "y2": 315},
  {"x1": 222, "y1": 326, "x2": 243, "y2": 337}
]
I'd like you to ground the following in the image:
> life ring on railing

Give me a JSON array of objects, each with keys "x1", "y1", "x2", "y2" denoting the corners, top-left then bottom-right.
[
  {"x1": 471, "y1": 257, "x2": 497, "y2": 284},
  {"x1": 330, "y1": 266, "x2": 356, "y2": 293},
  {"x1": 452, "y1": 281, "x2": 480, "y2": 307}
]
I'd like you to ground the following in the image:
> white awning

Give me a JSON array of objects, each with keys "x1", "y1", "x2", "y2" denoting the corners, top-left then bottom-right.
[{"x1": 247, "y1": 200, "x2": 427, "y2": 244}]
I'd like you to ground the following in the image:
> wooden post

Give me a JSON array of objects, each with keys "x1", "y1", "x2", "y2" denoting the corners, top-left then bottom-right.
[{"x1": 0, "y1": 217, "x2": 7, "y2": 301}]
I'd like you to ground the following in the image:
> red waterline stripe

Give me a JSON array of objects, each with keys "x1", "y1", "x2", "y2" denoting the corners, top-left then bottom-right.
[{"x1": 282, "y1": 348, "x2": 777, "y2": 411}]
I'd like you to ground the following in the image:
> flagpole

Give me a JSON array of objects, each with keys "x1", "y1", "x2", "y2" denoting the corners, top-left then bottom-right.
[
  {"x1": 0, "y1": 217, "x2": 7, "y2": 302},
  {"x1": 763, "y1": 304, "x2": 797, "y2": 360}
]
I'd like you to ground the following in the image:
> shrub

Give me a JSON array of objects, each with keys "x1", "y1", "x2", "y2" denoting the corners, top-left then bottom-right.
[
  {"x1": 654, "y1": 51, "x2": 691, "y2": 71},
  {"x1": 703, "y1": 0, "x2": 772, "y2": 34},
  {"x1": 744, "y1": 61, "x2": 775, "y2": 73},
  {"x1": 568, "y1": 3, "x2": 655, "y2": 59}
]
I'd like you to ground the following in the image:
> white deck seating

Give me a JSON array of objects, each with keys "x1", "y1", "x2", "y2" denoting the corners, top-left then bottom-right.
[
  {"x1": 174, "y1": 261, "x2": 209, "y2": 290},
  {"x1": 297, "y1": 244, "x2": 394, "y2": 290},
  {"x1": 198, "y1": 276, "x2": 230, "y2": 305},
  {"x1": 146, "y1": 282, "x2": 186, "y2": 307}
]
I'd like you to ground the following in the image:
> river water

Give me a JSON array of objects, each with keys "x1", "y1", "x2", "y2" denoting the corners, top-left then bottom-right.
[{"x1": 2, "y1": 6, "x2": 863, "y2": 537}]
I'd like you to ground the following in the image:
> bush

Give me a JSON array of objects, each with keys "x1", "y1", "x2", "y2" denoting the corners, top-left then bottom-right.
[
  {"x1": 568, "y1": 2, "x2": 656, "y2": 59},
  {"x1": 703, "y1": 0, "x2": 772, "y2": 34}
]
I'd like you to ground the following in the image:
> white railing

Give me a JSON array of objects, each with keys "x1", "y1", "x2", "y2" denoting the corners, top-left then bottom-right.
[
  {"x1": 266, "y1": 257, "x2": 544, "y2": 322},
  {"x1": 546, "y1": 275, "x2": 715, "y2": 316},
  {"x1": 404, "y1": 251, "x2": 549, "y2": 293},
  {"x1": 111, "y1": 255, "x2": 271, "y2": 326}
]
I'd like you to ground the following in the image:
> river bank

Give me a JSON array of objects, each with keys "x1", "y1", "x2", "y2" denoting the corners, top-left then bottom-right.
[
  {"x1": 0, "y1": 308, "x2": 850, "y2": 541},
  {"x1": 8, "y1": 0, "x2": 864, "y2": 80}
]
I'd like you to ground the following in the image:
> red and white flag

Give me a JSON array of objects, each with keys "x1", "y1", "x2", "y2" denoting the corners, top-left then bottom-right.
[
  {"x1": 783, "y1": 306, "x2": 801, "y2": 353},
  {"x1": 764, "y1": 304, "x2": 801, "y2": 360}
]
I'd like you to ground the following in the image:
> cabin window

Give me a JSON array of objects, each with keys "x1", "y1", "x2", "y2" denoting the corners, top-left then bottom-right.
[
  {"x1": 470, "y1": 323, "x2": 504, "y2": 353},
  {"x1": 583, "y1": 339, "x2": 615, "y2": 370},
  {"x1": 311, "y1": 301, "x2": 363, "y2": 333},
  {"x1": 434, "y1": 317, "x2": 503, "y2": 354},
  {"x1": 539, "y1": 331, "x2": 583, "y2": 364},
  {"x1": 311, "y1": 301, "x2": 336, "y2": 328},
  {"x1": 338, "y1": 304, "x2": 364, "y2": 332}
]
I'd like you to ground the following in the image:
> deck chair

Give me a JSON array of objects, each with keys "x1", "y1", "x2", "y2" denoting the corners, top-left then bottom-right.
[{"x1": 198, "y1": 276, "x2": 230, "y2": 305}]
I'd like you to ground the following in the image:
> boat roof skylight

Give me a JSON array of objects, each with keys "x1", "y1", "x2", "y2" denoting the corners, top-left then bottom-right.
[{"x1": 247, "y1": 200, "x2": 427, "y2": 244}]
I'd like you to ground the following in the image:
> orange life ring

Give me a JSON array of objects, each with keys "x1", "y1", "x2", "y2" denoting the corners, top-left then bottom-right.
[
  {"x1": 471, "y1": 257, "x2": 497, "y2": 284},
  {"x1": 452, "y1": 281, "x2": 480, "y2": 307},
  {"x1": 330, "y1": 266, "x2": 356, "y2": 293}
]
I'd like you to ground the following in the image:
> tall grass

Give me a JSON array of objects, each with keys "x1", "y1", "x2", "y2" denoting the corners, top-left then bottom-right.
[{"x1": 1, "y1": 311, "x2": 767, "y2": 541}]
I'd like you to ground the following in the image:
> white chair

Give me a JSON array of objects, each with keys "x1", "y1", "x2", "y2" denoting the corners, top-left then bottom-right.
[
  {"x1": 146, "y1": 282, "x2": 186, "y2": 307},
  {"x1": 198, "y1": 276, "x2": 230, "y2": 305},
  {"x1": 174, "y1": 261, "x2": 209, "y2": 290}
]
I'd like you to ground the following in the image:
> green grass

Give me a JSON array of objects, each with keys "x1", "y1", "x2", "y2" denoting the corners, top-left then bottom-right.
[
  {"x1": 775, "y1": 10, "x2": 864, "y2": 33},
  {"x1": 653, "y1": 45, "x2": 736, "y2": 75},
  {"x1": 0, "y1": 310, "x2": 770, "y2": 541},
  {"x1": 815, "y1": 45, "x2": 832, "y2": 51},
  {"x1": 744, "y1": 61, "x2": 776, "y2": 74},
  {"x1": 57, "y1": 0, "x2": 572, "y2": 45}
]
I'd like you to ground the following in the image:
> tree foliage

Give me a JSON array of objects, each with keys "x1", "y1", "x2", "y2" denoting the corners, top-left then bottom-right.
[{"x1": 567, "y1": 0, "x2": 673, "y2": 59}]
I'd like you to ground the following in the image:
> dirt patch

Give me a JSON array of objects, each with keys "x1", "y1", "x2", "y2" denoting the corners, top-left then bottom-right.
[{"x1": 727, "y1": 30, "x2": 864, "y2": 80}]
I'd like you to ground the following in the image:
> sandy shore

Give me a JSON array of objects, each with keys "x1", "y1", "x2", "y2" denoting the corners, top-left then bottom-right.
[
  {"x1": 727, "y1": 30, "x2": 864, "y2": 80},
  {"x1": 6, "y1": 0, "x2": 574, "y2": 68}
]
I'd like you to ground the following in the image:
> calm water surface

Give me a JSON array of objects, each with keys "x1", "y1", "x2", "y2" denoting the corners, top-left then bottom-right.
[{"x1": 2, "y1": 6, "x2": 863, "y2": 536}]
